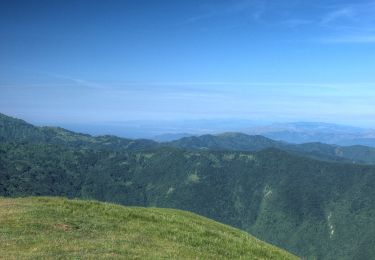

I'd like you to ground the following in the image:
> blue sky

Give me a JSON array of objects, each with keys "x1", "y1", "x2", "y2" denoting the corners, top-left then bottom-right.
[{"x1": 1, "y1": 0, "x2": 375, "y2": 127}]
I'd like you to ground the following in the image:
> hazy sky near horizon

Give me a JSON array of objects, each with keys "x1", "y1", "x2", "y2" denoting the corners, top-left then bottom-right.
[{"x1": 1, "y1": 0, "x2": 375, "y2": 127}]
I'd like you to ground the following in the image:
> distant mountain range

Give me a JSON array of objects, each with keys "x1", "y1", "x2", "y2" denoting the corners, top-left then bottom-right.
[
  {"x1": 166, "y1": 132, "x2": 375, "y2": 164},
  {"x1": 153, "y1": 133, "x2": 193, "y2": 142},
  {"x1": 149, "y1": 121, "x2": 375, "y2": 147},
  {"x1": 47, "y1": 118, "x2": 375, "y2": 147},
  {"x1": 1, "y1": 112, "x2": 375, "y2": 259},
  {"x1": 244, "y1": 122, "x2": 375, "y2": 147},
  {"x1": 2, "y1": 113, "x2": 375, "y2": 164}
]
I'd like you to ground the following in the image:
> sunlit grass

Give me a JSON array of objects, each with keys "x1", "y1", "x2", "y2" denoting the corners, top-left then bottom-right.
[{"x1": 0, "y1": 197, "x2": 298, "y2": 259}]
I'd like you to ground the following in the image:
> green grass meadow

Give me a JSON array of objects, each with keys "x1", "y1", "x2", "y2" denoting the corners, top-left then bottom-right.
[{"x1": 0, "y1": 197, "x2": 298, "y2": 259}]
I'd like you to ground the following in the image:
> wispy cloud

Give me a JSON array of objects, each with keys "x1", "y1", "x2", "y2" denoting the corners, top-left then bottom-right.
[
  {"x1": 180, "y1": 1, "x2": 375, "y2": 43},
  {"x1": 317, "y1": 1, "x2": 375, "y2": 43},
  {"x1": 318, "y1": 35, "x2": 375, "y2": 43},
  {"x1": 281, "y1": 18, "x2": 313, "y2": 28},
  {"x1": 6, "y1": 76, "x2": 375, "y2": 92},
  {"x1": 320, "y1": 7, "x2": 356, "y2": 25},
  {"x1": 2, "y1": 76, "x2": 374, "y2": 125},
  {"x1": 272, "y1": 1, "x2": 375, "y2": 44},
  {"x1": 182, "y1": 0, "x2": 267, "y2": 25},
  {"x1": 19, "y1": 70, "x2": 107, "y2": 89},
  {"x1": 44, "y1": 73, "x2": 105, "y2": 89}
]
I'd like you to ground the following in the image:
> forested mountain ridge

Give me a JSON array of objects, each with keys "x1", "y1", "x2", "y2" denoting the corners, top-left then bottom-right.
[
  {"x1": 168, "y1": 132, "x2": 375, "y2": 164},
  {"x1": 0, "y1": 113, "x2": 159, "y2": 151},
  {"x1": 2, "y1": 112, "x2": 375, "y2": 259},
  {"x1": 2, "y1": 113, "x2": 375, "y2": 164}
]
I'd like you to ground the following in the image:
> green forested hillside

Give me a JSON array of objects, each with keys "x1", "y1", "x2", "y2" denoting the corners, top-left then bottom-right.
[
  {"x1": 1, "y1": 142, "x2": 375, "y2": 259},
  {"x1": 0, "y1": 197, "x2": 297, "y2": 259},
  {"x1": 168, "y1": 132, "x2": 375, "y2": 164},
  {"x1": 1, "y1": 113, "x2": 375, "y2": 259},
  {"x1": 0, "y1": 113, "x2": 159, "y2": 151},
  {"x1": 168, "y1": 133, "x2": 285, "y2": 151}
]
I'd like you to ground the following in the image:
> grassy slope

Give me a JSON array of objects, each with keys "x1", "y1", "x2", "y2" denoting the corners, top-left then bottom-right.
[{"x1": 0, "y1": 197, "x2": 297, "y2": 260}]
